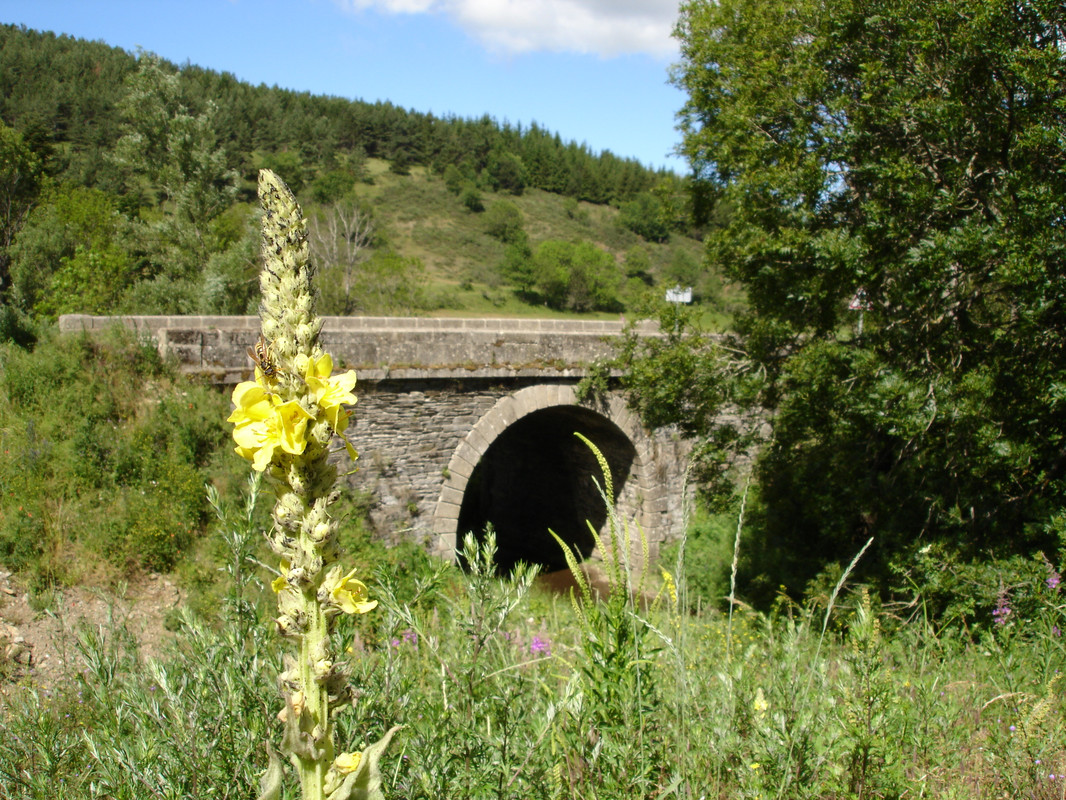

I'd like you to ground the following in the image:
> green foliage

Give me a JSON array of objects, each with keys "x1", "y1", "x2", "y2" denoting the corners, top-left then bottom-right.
[
  {"x1": 441, "y1": 163, "x2": 464, "y2": 195},
  {"x1": 256, "y1": 150, "x2": 308, "y2": 195},
  {"x1": 311, "y1": 168, "x2": 358, "y2": 204},
  {"x1": 619, "y1": 0, "x2": 1066, "y2": 609},
  {"x1": 525, "y1": 239, "x2": 622, "y2": 312},
  {"x1": 199, "y1": 227, "x2": 260, "y2": 314},
  {"x1": 318, "y1": 249, "x2": 429, "y2": 315},
  {"x1": 38, "y1": 244, "x2": 134, "y2": 317},
  {"x1": 459, "y1": 182, "x2": 484, "y2": 212},
  {"x1": 547, "y1": 434, "x2": 667, "y2": 795},
  {"x1": 482, "y1": 200, "x2": 525, "y2": 244},
  {"x1": 485, "y1": 148, "x2": 527, "y2": 195},
  {"x1": 0, "y1": 120, "x2": 43, "y2": 290},
  {"x1": 623, "y1": 245, "x2": 653, "y2": 284},
  {"x1": 0, "y1": 26, "x2": 723, "y2": 321},
  {"x1": 111, "y1": 53, "x2": 239, "y2": 288},
  {"x1": 8, "y1": 184, "x2": 133, "y2": 314},
  {"x1": 661, "y1": 507, "x2": 737, "y2": 611},
  {"x1": 6, "y1": 489, "x2": 1066, "y2": 798},
  {"x1": 498, "y1": 236, "x2": 535, "y2": 293},
  {"x1": 0, "y1": 303, "x2": 37, "y2": 348},
  {"x1": 0, "y1": 326, "x2": 231, "y2": 580},
  {"x1": 618, "y1": 192, "x2": 669, "y2": 243},
  {"x1": 563, "y1": 196, "x2": 589, "y2": 225}
]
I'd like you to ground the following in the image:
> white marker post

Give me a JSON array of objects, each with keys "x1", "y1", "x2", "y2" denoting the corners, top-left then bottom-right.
[{"x1": 848, "y1": 288, "x2": 871, "y2": 337}]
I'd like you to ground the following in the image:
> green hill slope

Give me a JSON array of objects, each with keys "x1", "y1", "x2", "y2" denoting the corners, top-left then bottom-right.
[{"x1": 0, "y1": 23, "x2": 735, "y2": 322}]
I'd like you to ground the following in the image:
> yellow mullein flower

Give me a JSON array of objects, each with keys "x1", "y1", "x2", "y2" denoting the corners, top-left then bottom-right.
[
  {"x1": 330, "y1": 567, "x2": 378, "y2": 615},
  {"x1": 297, "y1": 353, "x2": 359, "y2": 461},
  {"x1": 271, "y1": 560, "x2": 291, "y2": 593},
  {"x1": 300, "y1": 353, "x2": 357, "y2": 429},
  {"x1": 333, "y1": 752, "x2": 362, "y2": 774},
  {"x1": 228, "y1": 382, "x2": 314, "y2": 471}
]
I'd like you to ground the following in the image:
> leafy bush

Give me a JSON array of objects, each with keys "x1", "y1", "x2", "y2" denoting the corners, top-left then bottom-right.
[
  {"x1": 662, "y1": 507, "x2": 737, "y2": 611},
  {"x1": 0, "y1": 326, "x2": 231, "y2": 580},
  {"x1": 525, "y1": 239, "x2": 622, "y2": 312},
  {"x1": 619, "y1": 192, "x2": 669, "y2": 243},
  {"x1": 482, "y1": 200, "x2": 525, "y2": 244},
  {"x1": 459, "y1": 183, "x2": 484, "y2": 212},
  {"x1": 8, "y1": 184, "x2": 134, "y2": 314}
]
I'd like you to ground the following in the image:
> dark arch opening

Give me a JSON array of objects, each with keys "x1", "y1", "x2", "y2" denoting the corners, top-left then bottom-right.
[{"x1": 456, "y1": 405, "x2": 636, "y2": 574}]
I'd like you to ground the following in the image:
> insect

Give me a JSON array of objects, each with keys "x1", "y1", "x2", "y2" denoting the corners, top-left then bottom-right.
[{"x1": 247, "y1": 334, "x2": 277, "y2": 378}]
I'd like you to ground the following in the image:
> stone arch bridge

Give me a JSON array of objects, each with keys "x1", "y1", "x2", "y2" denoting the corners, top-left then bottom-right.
[{"x1": 60, "y1": 315, "x2": 690, "y2": 572}]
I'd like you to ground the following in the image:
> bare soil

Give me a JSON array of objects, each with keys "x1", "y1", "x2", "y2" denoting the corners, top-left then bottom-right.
[{"x1": 0, "y1": 567, "x2": 184, "y2": 695}]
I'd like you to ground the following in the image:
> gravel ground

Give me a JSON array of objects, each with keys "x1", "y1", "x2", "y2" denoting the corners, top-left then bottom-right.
[{"x1": 0, "y1": 567, "x2": 184, "y2": 694}]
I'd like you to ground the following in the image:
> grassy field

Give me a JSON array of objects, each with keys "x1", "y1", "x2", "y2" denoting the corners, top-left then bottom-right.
[
  {"x1": 310, "y1": 160, "x2": 739, "y2": 324},
  {"x1": 2, "y1": 503, "x2": 1064, "y2": 799}
]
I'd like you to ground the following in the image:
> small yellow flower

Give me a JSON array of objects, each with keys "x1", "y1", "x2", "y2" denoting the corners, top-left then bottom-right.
[
  {"x1": 753, "y1": 687, "x2": 769, "y2": 716},
  {"x1": 300, "y1": 353, "x2": 357, "y2": 430},
  {"x1": 296, "y1": 353, "x2": 359, "y2": 460},
  {"x1": 271, "y1": 560, "x2": 290, "y2": 593},
  {"x1": 333, "y1": 751, "x2": 362, "y2": 774},
  {"x1": 659, "y1": 567, "x2": 678, "y2": 605},
  {"x1": 228, "y1": 382, "x2": 313, "y2": 471},
  {"x1": 750, "y1": 762, "x2": 761, "y2": 771},
  {"x1": 330, "y1": 567, "x2": 377, "y2": 615}
]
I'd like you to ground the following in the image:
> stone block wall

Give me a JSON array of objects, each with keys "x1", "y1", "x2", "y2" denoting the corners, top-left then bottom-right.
[{"x1": 59, "y1": 315, "x2": 691, "y2": 569}]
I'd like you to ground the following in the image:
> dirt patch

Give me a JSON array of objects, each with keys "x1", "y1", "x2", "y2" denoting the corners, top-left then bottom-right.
[{"x1": 0, "y1": 567, "x2": 185, "y2": 694}]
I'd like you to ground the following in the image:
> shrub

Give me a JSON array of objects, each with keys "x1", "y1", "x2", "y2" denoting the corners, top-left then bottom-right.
[
  {"x1": 0, "y1": 326, "x2": 230, "y2": 579},
  {"x1": 482, "y1": 200, "x2": 525, "y2": 244}
]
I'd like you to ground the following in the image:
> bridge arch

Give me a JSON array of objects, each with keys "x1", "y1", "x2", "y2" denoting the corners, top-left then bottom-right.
[{"x1": 432, "y1": 384, "x2": 657, "y2": 571}]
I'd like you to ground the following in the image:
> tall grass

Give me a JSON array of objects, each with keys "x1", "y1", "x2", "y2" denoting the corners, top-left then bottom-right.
[
  {"x1": 4, "y1": 476, "x2": 1065, "y2": 799},
  {"x1": 3, "y1": 541, "x2": 1066, "y2": 798},
  {"x1": 0, "y1": 373, "x2": 1063, "y2": 797}
]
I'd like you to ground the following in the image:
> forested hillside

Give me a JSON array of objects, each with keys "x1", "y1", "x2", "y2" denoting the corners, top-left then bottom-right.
[{"x1": 0, "y1": 24, "x2": 719, "y2": 322}]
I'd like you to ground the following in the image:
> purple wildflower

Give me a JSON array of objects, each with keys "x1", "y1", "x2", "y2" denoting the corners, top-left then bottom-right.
[
  {"x1": 992, "y1": 589, "x2": 1012, "y2": 626},
  {"x1": 530, "y1": 635, "x2": 551, "y2": 656},
  {"x1": 1047, "y1": 569, "x2": 1061, "y2": 591},
  {"x1": 402, "y1": 629, "x2": 418, "y2": 646}
]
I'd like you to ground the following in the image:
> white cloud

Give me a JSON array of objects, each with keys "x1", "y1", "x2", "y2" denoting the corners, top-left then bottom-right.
[{"x1": 334, "y1": 0, "x2": 680, "y2": 58}]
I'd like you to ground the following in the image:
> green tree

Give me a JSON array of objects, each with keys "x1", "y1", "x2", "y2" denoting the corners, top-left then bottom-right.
[
  {"x1": 460, "y1": 183, "x2": 484, "y2": 213},
  {"x1": 623, "y1": 245, "x2": 653, "y2": 285},
  {"x1": 486, "y1": 148, "x2": 527, "y2": 195},
  {"x1": 0, "y1": 122, "x2": 43, "y2": 293},
  {"x1": 618, "y1": 192, "x2": 669, "y2": 243},
  {"x1": 530, "y1": 240, "x2": 621, "y2": 312},
  {"x1": 256, "y1": 150, "x2": 307, "y2": 196},
  {"x1": 626, "y1": 0, "x2": 1066, "y2": 605},
  {"x1": 483, "y1": 200, "x2": 525, "y2": 244},
  {"x1": 8, "y1": 184, "x2": 132, "y2": 314},
  {"x1": 38, "y1": 243, "x2": 134, "y2": 317},
  {"x1": 353, "y1": 250, "x2": 427, "y2": 314},
  {"x1": 112, "y1": 52, "x2": 237, "y2": 285},
  {"x1": 310, "y1": 168, "x2": 357, "y2": 204}
]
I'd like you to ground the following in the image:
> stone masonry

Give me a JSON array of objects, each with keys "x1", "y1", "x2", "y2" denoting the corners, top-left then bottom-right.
[{"x1": 60, "y1": 315, "x2": 690, "y2": 570}]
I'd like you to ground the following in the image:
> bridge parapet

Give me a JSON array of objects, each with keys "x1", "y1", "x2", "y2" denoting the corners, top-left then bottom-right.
[{"x1": 59, "y1": 314, "x2": 659, "y2": 383}]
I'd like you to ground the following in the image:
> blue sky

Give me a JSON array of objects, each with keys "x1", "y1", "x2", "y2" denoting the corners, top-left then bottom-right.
[{"x1": 1, "y1": 0, "x2": 688, "y2": 173}]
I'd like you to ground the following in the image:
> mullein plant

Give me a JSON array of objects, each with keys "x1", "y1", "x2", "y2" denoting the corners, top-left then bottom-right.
[{"x1": 228, "y1": 169, "x2": 400, "y2": 800}]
